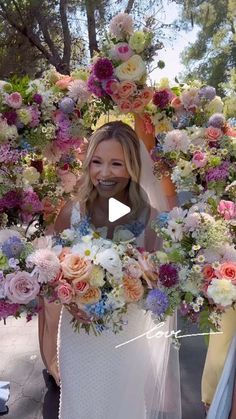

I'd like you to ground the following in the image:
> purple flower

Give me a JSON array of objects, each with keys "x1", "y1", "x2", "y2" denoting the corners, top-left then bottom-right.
[
  {"x1": 0, "y1": 191, "x2": 21, "y2": 209},
  {"x1": 0, "y1": 301, "x2": 20, "y2": 320},
  {"x1": 29, "y1": 106, "x2": 41, "y2": 128},
  {"x1": 159, "y1": 264, "x2": 179, "y2": 287},
  {"x1": 32, "y1": 93, "x2": 43, "y2": 105},
  {"x1": 59, "y1": 97, "x2": 75, "y2": 114},
  {"x1": 153, "y1": 89, "x2": 172, "y2": 109},
  {"x1": 3, "y1": 110, "x2": 17, "y2": 125},
  {"x1": 93, "y1": 58, "x2": 114, "y2": 81},
  {"x1": 208, "y1": 113, "x2": 225, "y2": 128},
  {"x1": 2, "y1": 236, "x2": 24, "y2": 259},
  {"x1": 205, "y1": 161, "x2": 230, "y2": 183},
  {"x1": 199, "y1": 86, "x2": 216, "y2": 101},
  {"x1": 146, "y1": 289, "x2": 169, "y2": 316},
  {"x1": 87, "y1": 75, "x2": 103, "y2": 97}
]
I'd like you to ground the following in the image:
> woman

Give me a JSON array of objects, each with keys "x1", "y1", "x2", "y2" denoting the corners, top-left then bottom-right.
[
  {"x1": 201, "y1": 308, "x2": 236, "y2": 418},
  {"x1": 55, "y1": 121, "x2": 182, "y2": 419}
]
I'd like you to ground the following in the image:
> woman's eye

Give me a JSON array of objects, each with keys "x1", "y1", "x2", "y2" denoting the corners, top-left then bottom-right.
[
  {"x1": 92, "y1": 160, "x2": 101, "y2": 164},
  {"x1": 112, "y1": 162, "x2": 122, "y2": 166}
]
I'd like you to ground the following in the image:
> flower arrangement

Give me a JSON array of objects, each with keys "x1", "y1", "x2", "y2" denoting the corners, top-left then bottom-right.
[{"x1": 152, "y1": 205, "x2": 236, "y2": 332}]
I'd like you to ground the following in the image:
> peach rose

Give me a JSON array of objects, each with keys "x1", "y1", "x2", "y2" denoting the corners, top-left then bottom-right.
[
  {"x1": 171, "y1": 97, "x2": 183, "y2": 110},
  {"x1": 206, "y1": 126, "x2": 222, "y2": 142},
  {"x1": 122, "y1": 275, "x2": 144, "y2": 302},
  {"x1": 57, "y1": 281, "x2": 74, "y2": 304},
  {"x1": 55, "y1": 76, "x2": 74, "y2": 90},
  {"x1": 131, "y1": 98, "x2": 145, "y2": 113},
  {"x1": 61, "y1": 254, "x2": 92, "y2": 281},
  {"x1": 202, "y1": 265, "x2": 215, "y2": 280},
  {"x1": 139, "y1": 87, "x2": 153, "y2": 105},
  {"x1": 73, "y1": 279, "x2": 90, "y2": 295},
  {"x1": 111, "y1": 92, "x2": 122, "y2": 103},
  {"x1": 219, "y1": 263, "x2": 236, "y2": 284},
  {"x1": 77, "y1": 287, "x2": 101, "y2": 304},
  {"x1": 117, "y1": 99, "x2": 132, "y2": 113},
  {"x1": 118, "y1": 81, "x2": 136, "y2": 98}
]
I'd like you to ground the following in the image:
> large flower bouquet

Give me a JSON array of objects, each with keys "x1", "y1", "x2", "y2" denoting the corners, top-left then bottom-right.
[{"x1": 152, "y1": 205, "x2": 236, "y2": 333}]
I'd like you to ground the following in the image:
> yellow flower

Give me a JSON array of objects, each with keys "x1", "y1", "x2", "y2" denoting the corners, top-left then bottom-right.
[
  {"x1": 154, "y1": 118, "x2": 173, "y2": 134},
  {"x1": 205, "y1": 96, "x2": 224, "y2": 114},
  {"x1": 89, "y1": 265, "x2": 105, "y2": 287},
  {"x1": 115, "y1": 55, "x2": 146, "y2": 82},
  {"x1": 23, "y1": 167, "x2": 40, "y2": 184},
  {"x1": 0, "y1": 253, "x2": 8, "y2": 269},
  {"x1": 159, "y1": 78, "x2": 170, "y2": 89},
  {"x1": 129, "y1": 31, "x2": 146, "y2": 53},
  {"x1": 17, "y1": 109, "x2": 32, "y2": 125}
]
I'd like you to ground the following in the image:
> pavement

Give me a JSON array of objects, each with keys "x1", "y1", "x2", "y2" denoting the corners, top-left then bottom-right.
[{"x1": 0, "y1": 315, "x2": 207, "y2": 419}]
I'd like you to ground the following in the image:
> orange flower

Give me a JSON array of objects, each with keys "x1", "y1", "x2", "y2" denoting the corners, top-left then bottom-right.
[
  {"x1": 202, "y1": 265, "x2": 215, "y2": 280},
  {"x1": 122, "y1": 275, "x2": 144, "y2": 302},
  {"x1": 219, "y1": 263, "x2": 236, "y2": 284},
  {"x1": 77, "y1": 287, "x2": 101, "y2": 304},
  {"x1": 55, "y1": 76, "x2": 74, "y2": 90},
  {"x1": 61, "y1": 254, "x2": 92, "y2": 281}
]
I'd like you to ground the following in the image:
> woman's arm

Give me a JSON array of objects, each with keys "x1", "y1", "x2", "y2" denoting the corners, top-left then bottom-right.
[{"x1": 54, "y1": 201, "x2": 74, "y2": 234}]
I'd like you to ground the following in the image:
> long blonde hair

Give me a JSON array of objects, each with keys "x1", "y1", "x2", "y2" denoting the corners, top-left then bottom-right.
[{"x1": 76, "y1": 121, "x2": 147, "y2": 216}]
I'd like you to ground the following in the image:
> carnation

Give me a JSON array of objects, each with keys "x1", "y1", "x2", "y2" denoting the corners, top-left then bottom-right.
[
  {"x1": 146, "y1": 289, "x2": 169, "y2": 316},
  {"x1": 68, "y1": 80, "x2": 90, "y2": 104},
  {"x1": 27, "y1": 249, "x2": 61, "y2": 283},
  {"x1": 163, "y1": 130, "x2": 190, "y2": 153},
  {"x1": 93, "y1": 58, "x2": 114, "y2": 81},
  {"x1": 207, "y1": 278, "x2": 236, "y2": 306},
  {"x1": 109, "y1": 12, "x2": 134, "y2": 39},
  {"x1": 181, "y1": 87, "x2": 200, "y2": 110}
]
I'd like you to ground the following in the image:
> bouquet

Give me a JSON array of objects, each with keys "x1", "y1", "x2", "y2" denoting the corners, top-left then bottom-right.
[{"x1": 152, "y1": 205, "x2": 236, "y2": 333}]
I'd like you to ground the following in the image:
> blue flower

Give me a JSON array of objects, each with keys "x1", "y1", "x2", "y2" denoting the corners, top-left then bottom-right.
[
  {"x1": 146, "y1": 289, "x2": 169, "y2": 316},
  {"x1": 76, "y1": 216, "x2": 91, "y2": 236},
  {"x1": 2, "y1": 236, "x2": 24, "y2": 259},
  {"x1": 156, "y1": 212, "x2": 169, "y2": 227},
  {"x1": 86, "y1": 300, "x2": 106, "y2": 317},
  {"x1": 125, "y1": 220, "x2": 145, "y2": 237}
]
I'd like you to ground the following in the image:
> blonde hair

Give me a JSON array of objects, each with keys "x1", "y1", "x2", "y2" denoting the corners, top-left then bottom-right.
[{"x1": 76, "y1": 121, "x2": 146, "y2": 216}]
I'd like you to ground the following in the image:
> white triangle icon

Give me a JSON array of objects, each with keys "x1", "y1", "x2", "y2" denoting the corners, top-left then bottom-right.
[{"x1": 108, "y1": 198, "x2": 131, "y2": 222}]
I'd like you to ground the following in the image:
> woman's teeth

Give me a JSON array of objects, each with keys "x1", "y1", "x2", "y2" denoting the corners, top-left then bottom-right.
[{"x1": 98, "y1": 180, "x2": 116, "y2": 186}]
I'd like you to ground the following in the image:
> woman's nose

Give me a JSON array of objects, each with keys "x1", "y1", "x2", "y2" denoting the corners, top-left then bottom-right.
[{"x1": 99, "y1": 164, "x2": 112, "y2": 177}]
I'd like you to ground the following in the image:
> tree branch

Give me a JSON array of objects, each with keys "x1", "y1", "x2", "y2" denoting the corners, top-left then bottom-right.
[
  {"x1": 125, "y1": 0, "x2": 135, "y2": 14},
  {"x1": 84, "y1": 0, "x2": 99, "y2": 57},
  {"x1": 60, "y1": 0, "x2": 71, "y2": 74}
]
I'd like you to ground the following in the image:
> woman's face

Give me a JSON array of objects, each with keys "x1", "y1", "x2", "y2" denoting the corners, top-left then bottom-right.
[{"x1": 89, "y1": 139, "x2": 131, "y2": 199}]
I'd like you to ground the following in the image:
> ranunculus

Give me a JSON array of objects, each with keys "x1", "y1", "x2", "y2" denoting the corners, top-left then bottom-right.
[
  {"x1": 131, "y1": 98, "x2": 145, "y2": 113},
  {"x1": 118, "y1": 81, "x2": 136, "y2": 98},
  {"x1": 73, "y1": 279, "x2": 90, "y2": 295},
  {"x1": 55, "y1": 76, "x2": 73, "y2": 90},
  {"x1": 115, "y1": 55, "x2": 146, "y2": 82},
  {"x1": 95, "y1": 248, "x2": 122, "y2": 279},
  {"x1": 192, "y1": 151, "x2": 207, "y2": 168},
  {"x1": 77, "y1": 287, "x2": 101, "y2": 304},
  {"x1": 102, "y1": 79, "x2": 119, "y2": 95},
  {"x1": 117, "y1": 99, "x2": 132, "y2": 113},
  {"x1": 111, "y1": 42, "x2": 133, "y2": 61},
  {"x1": 5, "y1": 92, "x2": 22, "y2": 109},
  {"x1": 202, "y1": 265, "x2": 215, "y2": 280},
  {"x1": 129, "y1": 31, "x2": 146, "y2": 53},
  {"x1": 206, "y1": 126, "x2": 222, "y2": 142},
  {"x1": 218, "y1": 263, "x2": 236, "y2": 284},
  {"x1": 61, "y1": 254, "x2": 92, "y2": 282},
  {"x1": 207, "y1": 278, "x2": 236, "y2": 306},
  {"x1": 57, "y1": 281, "x2": 74, "y2": 304},
  {"x1": 122, "y1": 275, "x2": 144, "y2": 302},
  {"x1": 139, "y1": 87, "x2": 153, "y2": 105},
  {"x1": 217, "y1": 200, "x2": 236, "y2": 220},
  {"x1": 5, "y1": 271, "x2": 40, "y2": 304}
]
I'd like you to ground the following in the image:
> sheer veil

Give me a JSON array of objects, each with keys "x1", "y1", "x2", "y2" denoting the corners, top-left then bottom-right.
[{"x1": 136, "y1": 138, "x2": 182, "y2": 419}]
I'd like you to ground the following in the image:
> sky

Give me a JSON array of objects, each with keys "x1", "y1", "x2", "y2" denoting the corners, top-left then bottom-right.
[{"x1": 150, "y1": 2, "x2": 199, "y2": 84}]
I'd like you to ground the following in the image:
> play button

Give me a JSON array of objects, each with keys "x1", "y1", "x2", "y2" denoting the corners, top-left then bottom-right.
[{"x1": 108, "y1": 198, "x2": 131, "y2": 222}]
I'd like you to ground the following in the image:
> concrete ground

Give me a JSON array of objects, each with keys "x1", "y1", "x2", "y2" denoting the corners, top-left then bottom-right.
[{"x1": 0, "y1": 315, "x2": 206, "y2": 419}]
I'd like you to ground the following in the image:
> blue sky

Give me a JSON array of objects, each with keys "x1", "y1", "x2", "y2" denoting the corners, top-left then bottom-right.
[{"x1": 150, "y1": 2, "x2": 199, "y2": 83}]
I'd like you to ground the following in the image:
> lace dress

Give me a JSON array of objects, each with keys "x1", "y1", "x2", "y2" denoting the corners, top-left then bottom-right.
[{"x1": 57, "y1": 204, "x2": 181, "y2": 419}]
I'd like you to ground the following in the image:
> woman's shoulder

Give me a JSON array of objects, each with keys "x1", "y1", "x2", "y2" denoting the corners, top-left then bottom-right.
[{"x1": 54, "y1": 200, "x2": 80, "y2": 234}]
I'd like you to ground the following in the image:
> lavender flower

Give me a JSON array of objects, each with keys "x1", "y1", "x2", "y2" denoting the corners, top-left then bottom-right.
[
  {"x1": 159, "y1": 264, "x2": 179, "y2": 287},
  {"x1": 59, "y1": 97, "x2": 75, "y2": 114},
  {"x1": 208, "y1": 113, "x2": 225, "y2": 128},
  {"x1": 93, "y1": 58, "x2": 114, "y2": 81},
  {"x1": 205, "y1": 161, "x2": 230, "y2": 183},
  {"x1": 87, "y1": 75, "x2": 103, "y2": 97},
  {"x1": 199, "y1": 86, "x2": 216, "y2": 101},
  {"x1": 2, "y1": 236, "x2": 24, "y2": 259},
  {"x1": 146, "y1": 289, "x2": 169, "y2": 316}
]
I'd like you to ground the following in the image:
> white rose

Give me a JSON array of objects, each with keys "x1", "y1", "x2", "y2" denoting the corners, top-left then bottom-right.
[
  {"x1": 207, "y1": 278, "x2": 236, "y2": 306},
  {"x1": 115, "y1": 55, "x2": 146, "y2": 82}
]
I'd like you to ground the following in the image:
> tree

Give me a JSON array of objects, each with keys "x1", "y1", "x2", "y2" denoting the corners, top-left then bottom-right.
[
  {"x1": 0, "y1": 0, "x2": 175, "y2": 79},
  {"x1": 175, "y1": 0, "x2": 236, "y2": 90}
]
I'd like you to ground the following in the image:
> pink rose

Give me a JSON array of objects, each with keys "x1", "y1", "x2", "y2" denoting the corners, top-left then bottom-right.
[
  {"x1": 103, "y1": 79, "x2": 119, "y2": 95},
  {"x1": 192, "y1": 151, "x2": 207, "y2": 168},
  {"x1": 61, "y1": 254, "x2": 92, "y2": 282},
  {"x1": 6, "y1": 92, "x2": 23, "y2": 109},
  {"x1": 112, "y1": 42, "x2": 133, "y2": 61},
  {"x1": 171, "y1": 97, "x2": 183, "y2": 110},
  {"x1": 218, "y1": 262, "x2": 236, "y2": 284},
  {"x1": 217, "y1": 200, "x2": 236, "y2": 220},
  {"x1": 73, "y1": 279, "x2": 90, "y2": 295},
  {"x1": 131, "y1": 98, "x2": 145, "y2": 113},
  {"x1": 117, "y1": 99, "x2": 132, "y2": 113},
  {"x1": 57, "y1": 281, "x2": 74, "y2": 304},
  {"x1": 118, "y1": 81, "x2": 136, "y2": 98},
  {"x1": 206, "y1": 126, "x2": 222, "y2": 142},
  {"x1": 5, "y1": 271, "x2": 40, "y2": 304},
  {"x1": 138, "y1": 87, "x2": 153, "y2": 105}
]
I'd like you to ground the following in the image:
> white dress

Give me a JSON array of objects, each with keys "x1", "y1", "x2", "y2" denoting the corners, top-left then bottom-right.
[{"x1": 57, "y1": 204, "x2": 181, "y2": 419}]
